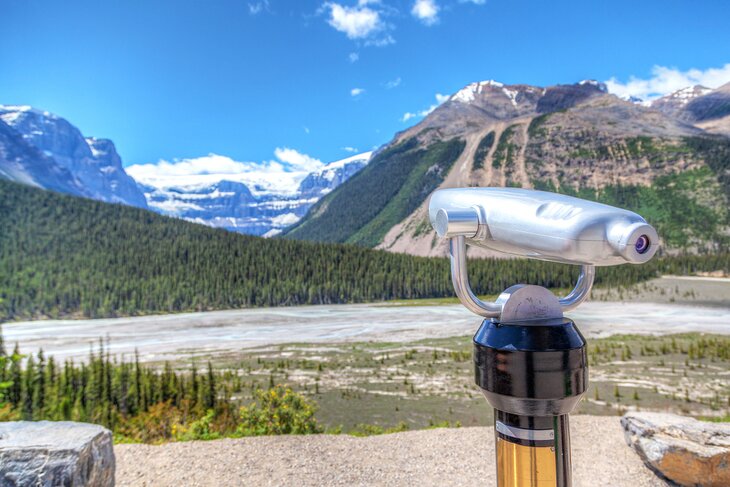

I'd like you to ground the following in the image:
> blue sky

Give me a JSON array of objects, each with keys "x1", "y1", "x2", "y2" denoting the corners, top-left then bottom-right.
[{"x1": 2, "y1": 0, "x2": 730, "y2": 169}]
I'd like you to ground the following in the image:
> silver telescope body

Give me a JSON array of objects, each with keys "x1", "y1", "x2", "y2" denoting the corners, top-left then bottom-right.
[
  {"x1": 430, "y1": 188, "x2": 660, "y2": 487},
  {"x1": 428, "y1": 187, "x2": 659, "y2": 318},
  {"x1": 429, "y1": 187, "x2": 658, "y2": 266}
]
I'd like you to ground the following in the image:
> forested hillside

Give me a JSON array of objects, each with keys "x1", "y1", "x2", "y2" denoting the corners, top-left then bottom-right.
[
  {"x1": 284, "y1": 137, "x2": 465, "y2": 246},
  {"x1": 1, "y1": 180, "x2": 727, "y2": 321}
]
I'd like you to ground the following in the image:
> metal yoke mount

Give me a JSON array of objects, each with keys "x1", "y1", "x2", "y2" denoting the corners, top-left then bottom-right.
[{"x1": 456, "y1": 242, "x2": 589, "y2": 487}]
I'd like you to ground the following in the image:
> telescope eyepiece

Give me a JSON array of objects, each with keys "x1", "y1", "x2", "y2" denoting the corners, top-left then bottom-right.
[
  {"x1": 635, "y1": 235, "x2": 650, "y2": 254},
  {"x1": 610, "y1": 220, "x2": 658, "y2": 264}
]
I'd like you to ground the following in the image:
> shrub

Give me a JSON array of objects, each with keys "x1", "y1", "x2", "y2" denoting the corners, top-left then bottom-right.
[
  {"x1": 116, "y1": 401, "x2": 184, "y2": 443},
  {"x1": 174, "y1": 409, "x2": 221, "y2": 441},
  {"x1": 237, "y1": 385, "x2": 322, "y2": 436}
]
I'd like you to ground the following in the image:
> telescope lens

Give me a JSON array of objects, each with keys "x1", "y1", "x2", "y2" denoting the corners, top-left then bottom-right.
[{"x1": 635, "y1": 235, "x2": 650, "y2": 254}]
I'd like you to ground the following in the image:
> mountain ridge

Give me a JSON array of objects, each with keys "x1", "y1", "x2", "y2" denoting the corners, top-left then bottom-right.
[
  {"x1": 0, "y1": 104, "x2": 371, "y2": 236},
  {"x1": 132, "y1": 151, "x2": 372, "y2": 236},
  {"x1": 286, "y1": 79, "x2": 730, "y2": 255},
  {"x1": 0, "y1": 105, "x2": 148, "y2": 208}
]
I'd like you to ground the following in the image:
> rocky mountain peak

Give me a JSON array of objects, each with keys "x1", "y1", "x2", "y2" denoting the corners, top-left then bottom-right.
[
  {"x1": 648, "y1": 83, "x2": 730, "y2": 133},
  {"x1": 577, "y1": 79, "x2": 608, "y2": 92},
  {"x1": 650, "y1": 85, "x2": 713, "y2": 120},
  {"x1": 397, "y1": 80, "x2": 610, "y2": 144},
  {"x1": 298, "y1": 151, "x2": 372, "y2": 198},
  {"x1": 0, "y1": 105, "x2": 147, "y2": 208}
]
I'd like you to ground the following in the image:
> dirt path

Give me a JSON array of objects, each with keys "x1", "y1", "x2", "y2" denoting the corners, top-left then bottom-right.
[
  {"x1": 514, "y1": 121, "x2": 532, "y2": 188},
  {"x1": 480, "y1": 124, "x2": 503, "y2": 186},
  {"x1": 115, "y1": 416, "x2": 666, "y2": 486}
]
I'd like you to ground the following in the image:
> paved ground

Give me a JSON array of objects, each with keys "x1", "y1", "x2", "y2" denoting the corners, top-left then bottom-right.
[{"x1": 115, "y1": 416, "x2": 667, "y2": 486}]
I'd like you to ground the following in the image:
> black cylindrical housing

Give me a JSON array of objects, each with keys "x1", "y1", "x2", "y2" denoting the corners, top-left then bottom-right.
[{"x1": 473, "y1": 317, "x2": 587, "y2": 416}]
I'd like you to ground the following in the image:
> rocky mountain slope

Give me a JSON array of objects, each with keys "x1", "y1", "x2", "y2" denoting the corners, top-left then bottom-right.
[
  {"x1": 286, "y1": 80, "x2": 730, "y2": 256},
  {"x1": 651, "y1": 81, "x2": 730, "y2": 137},
  {"x1": 132, "y1": 152, "x2": 371, "y2": 236},
  {"x1": 0, "y1": 105, "x2": 148, "y2": 208}
]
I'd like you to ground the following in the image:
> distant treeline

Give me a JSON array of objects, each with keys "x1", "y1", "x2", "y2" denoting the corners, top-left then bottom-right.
[{"x1": 0, "y1": 179, "x2": 728, "y2": 321}]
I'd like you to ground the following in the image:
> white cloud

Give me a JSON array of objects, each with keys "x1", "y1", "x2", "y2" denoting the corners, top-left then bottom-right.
[
  {"x1": 349, "y1": 52, "x2": 360, "y2": 63},
  {"x1": 351, "y1": 87, "x2": 365, "y2": 96},
  {"x1": 605, "y1": 63, "x2": 730, "y2": 101},
  {"x1": 274, "y1": 147, "x2": 324, "y2": 172},
  {"x1": 385, "y1": 77, "x2": 402, "y2": 89},
  {"x1": 401, "y1": 92, "x2": 448, "y2": 122},
  {"x1": 435, "y1": 93, "x2": 449, "y2": 104},
  {"x1": 364, "y1": 34, "x2": 395, "y2": 47},
  {"x1": 248, "y1": 0, "x2": 269, "y2": 15},
  {"x1": 460, "y1": 0, "x2": 485, "y2": 4},
  {"x1": 325, "y1": 2, "x2": 383, "y2": 39},
  {"x1": 323, "y1": 1, "x2": 394, "y2": 46},
  {"x1": 127, "y1": 148, "x2": 324, "y2": 196},
  {"x1": 401, "y1": 112, "x2": 417, "y2": 122},
  {"x1": 342, "y1": 146, "x2": 359, "y2": 153},
  {"x1": 412, "y1": 0, "x2": 439, "y2": 25}
]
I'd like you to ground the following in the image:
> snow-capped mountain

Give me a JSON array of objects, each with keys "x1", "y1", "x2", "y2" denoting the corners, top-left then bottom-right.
[
  {"x1": 130, "y1": 151, "x2": 372, "y2": 236},
  {"x1": 0, "y1": 104, "x2": 371, "y2": 236},
  {"x1": 649, "y1": 85, "x2": 714, "y2": 118},
  {"x1": 0, "y1": 105, "x2": 147, "y2": 208},
  {"x1": 297, "y1": 152, "x2": 371, "y2": 198}
]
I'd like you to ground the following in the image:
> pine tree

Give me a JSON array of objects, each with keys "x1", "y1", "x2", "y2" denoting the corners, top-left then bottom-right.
[
  {"x1": 33, "y1": 349, "x2": 46, "y2": 418},
  {"x1": 7, "y1": 344, "x2": 22, "y2": 408},
  {"x1": 204, "y1": 361, "x2": 216, "y2": 410},
  {"x1": 21, "y1": 355, "x2": 35, "y2": 419}
]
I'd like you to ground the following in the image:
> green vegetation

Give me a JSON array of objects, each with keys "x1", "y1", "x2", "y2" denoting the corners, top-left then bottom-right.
[
  {"x1": 552, "y1": 168, "x2": 728, "y2": 248},
  {"x1": 285, "y1": 137, "x2": 465, "y2": 246},
  {"x1": 349, "y1": 138, "x2": 466, "y2": 246},
  {"x1": 472, "y1": 131, "x2": 495, "y2": 170},
  {"x1": 684, "y1": 135, "x2": 730, "y2": 200},
  {"x1": 1, "y1": 178, "x2": 729, "y2": 321},
  {"x1": 529, "y1": 135, "x2": 730, "y2": 249},
  {"x1": 0, "y1": 328, "x2": 322, "y2": 443},
  {"x1": 492, "y1": 125, "x2": 518, "y2": 168},
  {"x1": 527, "y1": 113, "x2": 552, "y2": 137},
  {"x1": 2, "y1": 326, "x2": 729, "y2": 444},
  {"x1": 237, "y1": 385, "x2": 322, "y2": 436}
]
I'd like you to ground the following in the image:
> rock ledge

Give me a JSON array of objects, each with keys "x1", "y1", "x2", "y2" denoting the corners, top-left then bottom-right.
[
  {"x1": 622, "y1": 412, "x2": 730, "y2": 487},
  {"x1": 0, "y1": 421, "x2": 114, "y2": 487}
]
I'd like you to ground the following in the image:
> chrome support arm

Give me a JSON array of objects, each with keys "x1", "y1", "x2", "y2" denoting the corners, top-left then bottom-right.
[
  {"x1": 558, "y1": 263, "x2": 595, "y2": 312},
  {"x1": 450, "y1": 236, "x2": 502, "y2": 318},
  {"x1": 449, "y1": 236, "x2": 595, "y2": 318}
]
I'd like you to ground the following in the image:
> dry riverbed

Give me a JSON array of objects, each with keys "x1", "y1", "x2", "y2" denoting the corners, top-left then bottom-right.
[{"x1": 4, "y1": 277, "x2": 730, "y2": 363}]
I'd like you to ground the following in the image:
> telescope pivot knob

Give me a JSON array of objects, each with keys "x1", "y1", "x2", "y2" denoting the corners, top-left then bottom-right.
[{"x1": 434, "y1": 207, "x2": 479, "y2": 238}]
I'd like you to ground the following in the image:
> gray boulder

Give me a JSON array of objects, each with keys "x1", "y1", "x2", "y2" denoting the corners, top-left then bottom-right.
[
  {"x1": 622, "y1": 412, "x2": 730, "y2": 487},
  {"x1": 0, "y1": 421, "x2": 114, "y2": 487}
]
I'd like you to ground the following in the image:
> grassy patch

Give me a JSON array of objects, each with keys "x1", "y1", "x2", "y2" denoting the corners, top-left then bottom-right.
[{"x1": 199, "y1": 332, "x2": 730, "y2": 432}]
